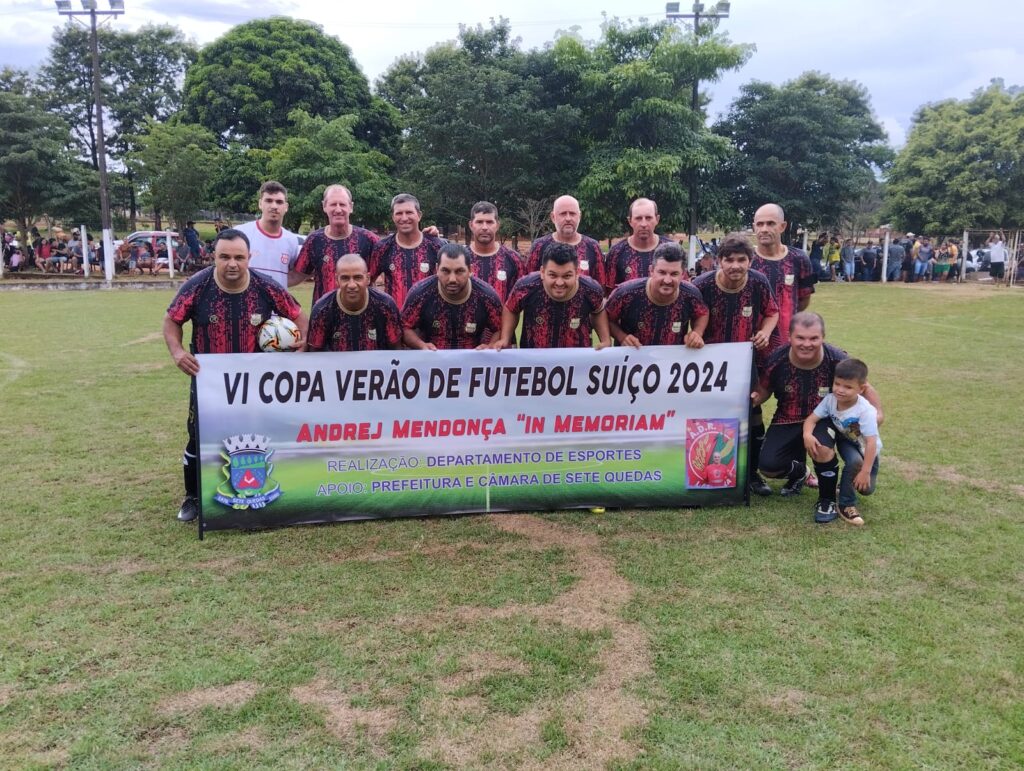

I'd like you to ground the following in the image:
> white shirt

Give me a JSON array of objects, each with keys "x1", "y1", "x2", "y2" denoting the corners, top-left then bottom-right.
[
  {"x1": 236, "y1": 220, "x2": 300, "y2": 288},
  {"x1": 813, "y1": 393, "x2": 882, "y2": 456},
  {"x1": 989, "y1": 238, "x2": 1006, "y2": 264}
]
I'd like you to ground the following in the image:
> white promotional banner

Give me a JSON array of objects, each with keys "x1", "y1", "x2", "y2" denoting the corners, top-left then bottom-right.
[{"x1": 195, "y1": 344, "x2": 754, "y2": 532}]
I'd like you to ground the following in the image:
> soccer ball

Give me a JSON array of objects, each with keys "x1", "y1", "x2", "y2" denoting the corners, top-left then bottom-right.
[{"x1": 258, "y1": 315, "x2": 301, "y2": 351}]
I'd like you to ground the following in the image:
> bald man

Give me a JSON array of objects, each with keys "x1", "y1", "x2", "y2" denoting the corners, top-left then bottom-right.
[
  {"x1": 305, "y1": 253, "x2": 402, "y2": 352},
  {"x1": 527, "y1": 195, "x2": 608, "y2": 288},
  {"x1": 749, "y1": 203, "x2": 816, "y2": 345},
  {"x1": 605, "y1": 198, "x2": 673, "y2": 292}
]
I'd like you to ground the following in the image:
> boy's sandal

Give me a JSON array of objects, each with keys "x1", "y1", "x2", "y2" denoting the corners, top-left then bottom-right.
[{"x1": 839, "y1": 505, "x2": 864, "y2": 526}]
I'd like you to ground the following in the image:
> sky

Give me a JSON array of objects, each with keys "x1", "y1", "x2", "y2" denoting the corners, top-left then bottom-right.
[{"x1": 3, "y1": 0, "x2": 1024, "y2": 147}]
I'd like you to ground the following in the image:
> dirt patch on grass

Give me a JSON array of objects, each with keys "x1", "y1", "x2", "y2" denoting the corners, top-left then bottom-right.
[
  {"x1": 420, "y1": 513, "x2": 651, "y2": 769},
  {"x1": 291, "y1": 680, "x2": 398, "y2": 745},
  {"x1": 764, "y1": 688, "x2": 809, "y2": 714},
  {"x1": 0, "y1": 684, "x2": 14, "y2": 708},
  {"x1": 209, "y1": 726, "x2": 269, "y2": 753},
  {"x1": 123, "y1": 331, "x2": 164, "y2": 346},
  {"x1": 439, "y1": 651, "x2": 531, "y2": 692},
  {"x1": 124, "y1": 361, "x2": 168, "y2": 373},
  {"x1": 887, "y1": 456, "x2": 1024, "y2": 497},
  {"x1": 158, "y1": 681, "x2": 259, "y2": 716}
]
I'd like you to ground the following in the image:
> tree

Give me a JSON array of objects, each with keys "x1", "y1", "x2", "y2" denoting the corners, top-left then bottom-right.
[
  {"x1": 714, "y1": 71, "x2": 892, "y2": 238},
  {"x1": 205, "y1": 145, "x2": 272, "y2": 217},
  {"x1": 104, "y1": 25, "x2": 197, "y2": 228},
  {"x1": 555, "y1": 19, "x2": 750, "y2": 237},
  {"x1": 129, "y1": 122, "x2": 219, "y2": 233},
  {"x1": 377, "y1": 20, "x2": 584, "y2": 233},
  {"x1": 182, "y1": 17, "x2": 395, "y2": 153},
  {"x1": 0, "y1": 67, "x2": 34, "y2": 97},
  {"x1": 884, "y1": 81, "x2": 1024, "y2": 233},
  {"x1": 266, "y1": 111, "x2": 394, "y2": 231},
  {"x1": 0, "y1": 91, "x2": 80, "y2": 247},
  {"x1": 38, "y1": 25, "x2": 107, "y2": 169},
  {"x1": 38, "y1": 24, "x2": 197, "y2": 228}
]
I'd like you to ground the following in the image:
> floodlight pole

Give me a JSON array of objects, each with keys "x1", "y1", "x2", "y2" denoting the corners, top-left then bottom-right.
[
  {"x1": 666, "y1": 2, "x2": 731, "y2": 272},
  {"x1": 56, "y1": 1, "x2": 124, "y2": 283}
]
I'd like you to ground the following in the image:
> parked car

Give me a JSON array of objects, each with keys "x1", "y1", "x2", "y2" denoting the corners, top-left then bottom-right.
[{"x1": 964, "y1": 248, "x2": 990, "y2": 273}]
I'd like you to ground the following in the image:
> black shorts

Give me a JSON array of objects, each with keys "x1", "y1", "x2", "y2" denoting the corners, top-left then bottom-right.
[
  {"x1": 759, "y1": 421, "x2": 832, "y2": 477},
  {"x1": 990, "y1": 262, "x2": 1005, "y2": 279}
]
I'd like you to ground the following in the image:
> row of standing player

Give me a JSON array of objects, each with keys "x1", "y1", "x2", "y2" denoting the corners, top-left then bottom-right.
[{"x1": 164, "y1": 186, "x2": 883, "y2": 525}]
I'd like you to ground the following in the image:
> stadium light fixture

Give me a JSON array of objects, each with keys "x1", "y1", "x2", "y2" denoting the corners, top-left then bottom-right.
[
  {"x1": 54, "y1": 0, "x2": 72, "y2": 12},
  {"x1": 81, "y1": 0, "x2": 97, "y2": 9}
]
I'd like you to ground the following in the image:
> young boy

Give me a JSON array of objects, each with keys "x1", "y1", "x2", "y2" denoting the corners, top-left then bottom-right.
[{"x1": 802, "y1": 358, "x2": 881, "y2": 525}]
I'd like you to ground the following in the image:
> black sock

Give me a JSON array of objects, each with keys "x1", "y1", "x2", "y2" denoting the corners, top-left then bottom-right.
[
  {"x1": 787, "y1": 460, "x2": 806, "y2": 486},
  {"x1": 814, "y1": 456, "x2": 839, "y2": 501},
  {"x1": 183, "y1": 449, "x2": 198, "y2": 498}
]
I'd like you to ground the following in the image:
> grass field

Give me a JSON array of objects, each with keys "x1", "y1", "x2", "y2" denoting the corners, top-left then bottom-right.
[{"x1": 2, "y1": 280, "x2": 1022, "y2": 769}]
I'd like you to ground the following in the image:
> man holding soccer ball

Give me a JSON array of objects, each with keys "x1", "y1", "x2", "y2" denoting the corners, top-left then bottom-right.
[{"x1": 162, "y1": 228, "x2": 308, "y2": 522}]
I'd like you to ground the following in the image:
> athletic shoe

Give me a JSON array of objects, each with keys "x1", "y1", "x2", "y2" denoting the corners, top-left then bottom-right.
[
  {"x1": 805, "y1": 469, "x2": 818, "y2": 489},
  {"x1": 749, "y1": 473, "x2": 772, "y2": 497},
  {"x1": 813, "y1": 499, "x2": 839, "y2": 524},
  {"x1": 589, "y1": 507, "x2": 606, "y2": 515},
  {"x1": 839, "y1": 505, "x2": 865, "y2": 526},
  {"x1": 780, "y1": 475, "x2": 805, "y2": 497},
  {"x1": 176, "y1": 496, "x2": 199, "y2": 522}
]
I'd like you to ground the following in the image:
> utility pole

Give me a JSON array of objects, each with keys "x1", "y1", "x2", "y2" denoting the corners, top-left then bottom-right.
[
  {"x1": 665, "y1": 2, "x2": 732, "y2": 271},
  {"x1": 55, "y1": 0, "x2": 125, "y2": 283}
]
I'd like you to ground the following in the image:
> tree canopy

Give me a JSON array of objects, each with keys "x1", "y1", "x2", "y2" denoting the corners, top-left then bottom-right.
[
  {"x1": 563, "y1": 20, "x2": 750, "y2": 236},
  {"x1": 0, "y1": 91, "x2": 84, "y2": 243},
  {"x1": 266, "y1": 111, "x2": 393, "y2": 231},
  {"x1": 182, "y1": 17, "x2": 395, "y2": 153},
  {"x1": 714, "y1": 71, "x2": 892, "y2": 235},
  {"x1": 885, "y1": 81, "x2": 1024, "y2": 232},
  {"x1": 128, "y1": 122, "x2": 218, "y2": 231}
]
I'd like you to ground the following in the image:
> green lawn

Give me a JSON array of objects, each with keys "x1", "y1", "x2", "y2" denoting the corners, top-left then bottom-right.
[{"x1": 1, "y1": 280, "x2": 1022, "y2": 768}]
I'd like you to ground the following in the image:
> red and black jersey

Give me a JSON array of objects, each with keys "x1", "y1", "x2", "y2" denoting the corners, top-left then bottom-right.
[
  {"x1": 402, "y1": 276, "x2": 502, "y2": 350},
  {"x1": 605, "y1": 235, "x2": 673, "y2": 291},
  {"x1": 166, "y1": 267, "x2": 302, "y2": 355},
  {"x1": 759, "y1": 343, "x2": 848, "y2": 425},
  {"x1": 605, "y1": 278, "x2": 708, "y2": 346},
  {"x1": 527, "y1": 234, "x2": 608, "y2": 288},
  {"x1": 506, "y1": 273, "x2": 606, "y2": 349},
  {"x1": 306, "y1": 287, "x2": 402, "y2": 352},
  {"x1": 751, "y1": 246, "x2": 816, "y2": 344},
  {"x1": 368, "y1": 233, "x2": 444, "y2": 310},
  {"x1": 294, "y1": 226, "x2": 379, "y2": 305},
  {"x1": 692, "y1": 268, "x2": 780, "y2": 341},
  {"x1": 471, "y1": 245, "x2": 526, "y2": 303}
]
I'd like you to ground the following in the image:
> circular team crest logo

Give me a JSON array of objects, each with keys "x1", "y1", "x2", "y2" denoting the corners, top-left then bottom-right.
[
  {"x1": 785, "y1": 274, "x2": 795, "y2": 285},
  {"x1": 580, "y1": 260, "x2": 589, "y2": 271},
  {"x1": 250, "y1": 313, "x2": 263, "y2": 326},
  {"x1": 389, "y1": 263, "x2": 396, "y2": 272},
  {"x1": 569, "y1": 318, "x2": 581, "y2": 329},
  {"x1": 638, "y1": 321, "x2": 646, "y2": 329},
  {"x1": 818, "y1": 387, "x2": 830, "y2": 397},
  {"x1": 368, "y1": 329, "x2": 378, "y2": 341},
  {"x1": 465, "y1": 322, "x2": 477, "y2": 333},
  {"x1": 497, "y1": 270, "x2": 507, "y2": 281},
  {"x1": 214, "y1": 434, "x2": 282, "y2": 510},
  {"x1": 535, "y1": 316, "x2": 544, "y2": 324},
  {"x1": 432, "y1": 319, "x2": 441, "y2": 328},
  {"x1": 625, "y1": 266, "x2": 633, "y2": 275},
  {"x1": 209, "y1": 314, "x2": 220, "y2": 324},
  {"x1": 785, "y1": 384, "x2": 794, "y2": 393},
  {"x1": 671, "y1": 321, "x2": 682, "y2": 333},
  {"x1": 741, "y1": 306, "x2": 753, "y2": 317},
  {"x1": 332, "y1": 331, "x2": 341, "y2": 339},
  {"x1": 419, "y1": 262, "x2": 429, "y2": 273}
]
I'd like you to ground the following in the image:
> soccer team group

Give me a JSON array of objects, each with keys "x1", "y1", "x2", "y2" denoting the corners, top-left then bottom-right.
[{"x1": 162, "y1": 182, "x2": 884, "y2": 526}]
